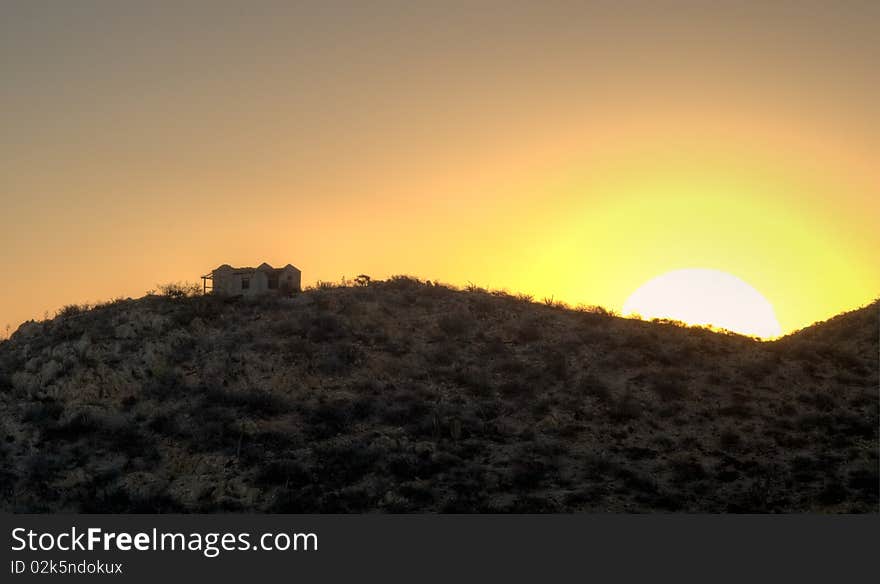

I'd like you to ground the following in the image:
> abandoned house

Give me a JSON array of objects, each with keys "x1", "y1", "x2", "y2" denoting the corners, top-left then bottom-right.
[{"x1": 202, "y1": 263, "x2": 302, "y2": 296}]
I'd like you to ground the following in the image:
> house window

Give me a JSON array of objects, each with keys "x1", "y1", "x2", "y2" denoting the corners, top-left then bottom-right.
[
  {"x1": 241, "y1": 276, "x2": 250, "y2": 291},
  {"x1": 268, "y1": 274, "x2": 279, "y2": 289}
]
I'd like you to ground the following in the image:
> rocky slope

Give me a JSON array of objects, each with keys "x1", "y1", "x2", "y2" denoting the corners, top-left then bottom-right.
[{"x1": 0, "y1": 278, "x2": 876, "y2": 512}]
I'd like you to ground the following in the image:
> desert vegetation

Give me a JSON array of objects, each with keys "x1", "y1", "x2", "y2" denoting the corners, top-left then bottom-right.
[{"x1": 0, "y1": 277, "x2": 876, "y2": 512}]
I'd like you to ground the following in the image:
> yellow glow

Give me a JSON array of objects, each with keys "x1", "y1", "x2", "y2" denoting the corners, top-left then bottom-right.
[
  {"x1": 623, "y1": 269, "x2": 781, "y2": 338},
  {"x1": 458, "y1": 149, "x2": 878, "y2": 336},
  {"x1": 1, "y1": 4, "x2": 878, "y2": 336}
]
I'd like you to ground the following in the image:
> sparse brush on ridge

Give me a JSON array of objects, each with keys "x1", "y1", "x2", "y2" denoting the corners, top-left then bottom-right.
[{"x1": 156, "y1": 281, "x2": 203, "y2": 299}]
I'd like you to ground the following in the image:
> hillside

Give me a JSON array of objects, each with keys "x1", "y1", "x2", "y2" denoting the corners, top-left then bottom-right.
[{"x1": 0, "y1": 278, "x2": 877, "y2": 512}]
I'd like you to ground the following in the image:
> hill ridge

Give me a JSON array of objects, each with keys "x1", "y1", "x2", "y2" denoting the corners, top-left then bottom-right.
[{"x1": 0, "y1": 278, "x2": 877, "y2": 512}]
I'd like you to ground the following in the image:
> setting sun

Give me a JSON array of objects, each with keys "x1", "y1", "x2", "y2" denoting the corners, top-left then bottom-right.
[
  {"x1": 623, "y1": 268, "x2": 782, "y2": 338},
  {"x1": 0, "y1": 0, "x2": 877, "y2": 525}
]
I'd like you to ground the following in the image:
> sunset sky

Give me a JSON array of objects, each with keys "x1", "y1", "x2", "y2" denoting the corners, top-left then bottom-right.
[{"x1": 2, "y1": 1, "x2": 878, "y2": 336}]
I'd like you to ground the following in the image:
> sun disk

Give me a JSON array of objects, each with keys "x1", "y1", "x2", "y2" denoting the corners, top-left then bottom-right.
[{"x1": 623, "y1": 268, "x2": 782, "y2": 338}]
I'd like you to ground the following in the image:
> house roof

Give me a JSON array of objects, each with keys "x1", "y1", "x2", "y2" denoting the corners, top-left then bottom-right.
[{"x1": 212, "y1": 263, "x2": 300, "y2": 275}]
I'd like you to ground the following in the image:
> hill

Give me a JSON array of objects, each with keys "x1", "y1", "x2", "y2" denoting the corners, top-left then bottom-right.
[{"x1": 0, "y1": 277, "x2": 876, "y2": 512}]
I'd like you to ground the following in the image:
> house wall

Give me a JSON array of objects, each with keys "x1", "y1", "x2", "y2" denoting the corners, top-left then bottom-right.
[
  {"x1": 211, "y1": 267, "x2": 236, "y2": 296},
  {"x1": 248, "y1": 271, "x2": 269, "y2": 295},
  {"x1": 212, "y1": 269, "x2": 262, "y2": 296},
  {"x1": 280, "y1": 266, "x2": 302, "y2": 292},
  {"x1": 211, "y1": 266, "x2": 300, "y2": 296}
]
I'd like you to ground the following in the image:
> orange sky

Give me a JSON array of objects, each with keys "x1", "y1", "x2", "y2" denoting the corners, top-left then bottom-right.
[{"x1": 1, "y1": 1, "x2": 878, "y2": 336}]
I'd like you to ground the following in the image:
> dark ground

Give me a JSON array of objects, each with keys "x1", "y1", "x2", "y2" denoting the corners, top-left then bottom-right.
[{"x1": 0, "y1": 277, "x2": 877, "y2": 512}]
